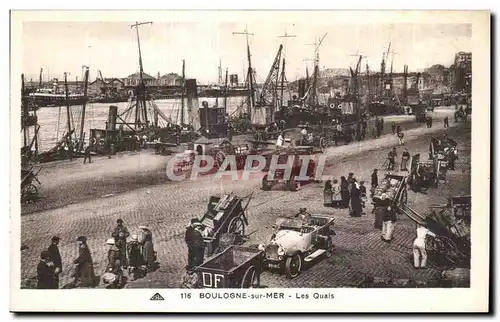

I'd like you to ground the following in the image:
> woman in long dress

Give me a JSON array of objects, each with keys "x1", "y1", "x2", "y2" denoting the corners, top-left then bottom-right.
[
  {"x1": 139, "y1": 226, "x2": 155, "y2": 271},
  {"x1": 323, "y1": 180, "x2": 333, "y2": 207},
  {"x1": 340, "y1": 176, "x2": 350, "y2": 209},
  {"x1": 73, "y1": 236, "x2": 95, "y2": 288},
  {"x1": 349, "y1": 179, "x2": 363, "y2": 217},
  {"x1": 331, "y1": 179, "x2": 342, "y2": 208}
]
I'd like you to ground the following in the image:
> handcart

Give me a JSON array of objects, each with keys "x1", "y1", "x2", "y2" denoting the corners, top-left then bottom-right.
[
  {"x1": 199, "y1": 193, "x2": 253, "y2": 257},
  {"x1": 195, "y1": 246, "x2": 264, "y2": 288},
  {"x1": 21, "y1": 165, "x2": 43, "y2": 203}
]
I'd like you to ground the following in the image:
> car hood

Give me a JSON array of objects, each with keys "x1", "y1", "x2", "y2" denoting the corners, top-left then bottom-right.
[{"x1": 270, "y1": 229, "x2": 303, "y2": 251}]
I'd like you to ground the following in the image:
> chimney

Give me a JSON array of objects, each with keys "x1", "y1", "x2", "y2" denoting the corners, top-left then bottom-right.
[
  {"x1": 298, "y1": 79, "x2": 306, "y2": 98},
  {"x1": 185, "y1": 79, "x2": 200, "y2": 130},
  {"x1": 107, "y1": 105, "x2": 118, "y2": 131}
]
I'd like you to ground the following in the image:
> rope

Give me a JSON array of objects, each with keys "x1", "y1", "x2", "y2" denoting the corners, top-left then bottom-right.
[{"x1": 55, "y1": 106, "x2": 62, "y2": 141}]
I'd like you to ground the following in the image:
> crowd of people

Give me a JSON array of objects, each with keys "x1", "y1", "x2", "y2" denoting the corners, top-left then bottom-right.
[
  {"x1": 36, "y1": 219, "x2": 156, "y2": 289},
  {"x1": 323, "y1": 172, "x2": 367, "y2": 217}
]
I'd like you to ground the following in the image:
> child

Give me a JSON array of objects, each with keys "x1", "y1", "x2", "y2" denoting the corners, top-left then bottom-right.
[
  {"x1": 359, "y1": 181, "x2": 367, "y2": 215},
  {"x1": 181, "y1": 266, "x2": 199, "y2": 289}
]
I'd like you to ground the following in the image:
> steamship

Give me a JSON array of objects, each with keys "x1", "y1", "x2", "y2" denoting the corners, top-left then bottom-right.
[{"x1": 29, "y1": 88, "x2": 88, "y2": 108}]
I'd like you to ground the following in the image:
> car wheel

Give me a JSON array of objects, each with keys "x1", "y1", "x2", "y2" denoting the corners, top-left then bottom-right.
[
  {"x1": 288, "y1": 180, "x2": 300, "y2": 192},
  {"x1": 262, "y1": 176, "x2": 272, "y2": 191},
  {"x1": 285, "y1": 254, "x2": 302, "y2": 279}
]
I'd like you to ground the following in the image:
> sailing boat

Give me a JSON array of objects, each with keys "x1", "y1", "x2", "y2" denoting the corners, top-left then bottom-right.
[
  {"x1": 366, "y1": 42, "x2": 401, "y2": 116},
  {"x1": 275, "y1": 33, "x2": 329, "y2": 128},
  {"x1": 88, "y1": 22, "x2": 186, "y2": 154},
  {"x1": 38, "y1": 67, "x2": 90, "y2": 163}
]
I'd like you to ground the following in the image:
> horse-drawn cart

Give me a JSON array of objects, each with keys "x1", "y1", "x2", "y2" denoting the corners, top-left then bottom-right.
[
  {"x1": 407, "y1": 153, "x2": 447, "y2": 192},
  {"x1": 298, "y1": 125, "x2": 330, "y2": 153},
  {"x1": 195, "y1": 246, "x2": 264, "y2": 288},
  {"x1": 400, "y1": 195, "x2": 471, "y2": 269},
  {"x1": 199, "y1": 193, "x2": 253, "y2": 257},
  {"x1": 429, "y1": 137, "x2": 458, "y2": 170},
  {"x1": 21, "y1": 165, "x2": 43, "y2": 203}
]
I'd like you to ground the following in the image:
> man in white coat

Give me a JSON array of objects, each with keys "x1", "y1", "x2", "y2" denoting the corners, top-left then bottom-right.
[
  {"x1": 413, "y1": 224, "x2": 436, "y2": 269},
  {"x1": 276, "y1": 133, "x2": 284, "y2": 149}
]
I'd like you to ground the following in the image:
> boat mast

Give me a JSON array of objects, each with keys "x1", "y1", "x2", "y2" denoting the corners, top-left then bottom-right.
[
  {"x1": 278, "y1": 30, "x2": 296, "y2": 107},
  {"x1": 131, "y1": 21, "x2": 152, "y2": 130},
  {"x1": 223, "y1": 68, "x2": 229, "y2": 115},
  {"x1": 306, "y1": 33, "x2": 327, "y2": 107},
  {"x1": 233, "y1": 25, "x2": 255, "y2": 116},
  {"x1": 21, "y1": 74, "x2": 28, "y2": 148},
  {"x1": 79, "y1": 66, "x2": 89, "y2": 149},
  {"x1": 39, "y1": 68, "x2": 43, "y2": 89},
  {"x1": 181, "y1": 59, "x2": 185, "y2": 125},
  {"x1": 64, "y1": 73, "x2": 72, "y2": 136}
]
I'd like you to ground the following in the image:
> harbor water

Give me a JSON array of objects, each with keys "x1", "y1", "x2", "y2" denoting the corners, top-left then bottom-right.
[{"x1": 33, "y1": 96, "x2": 250, "y2": 152}]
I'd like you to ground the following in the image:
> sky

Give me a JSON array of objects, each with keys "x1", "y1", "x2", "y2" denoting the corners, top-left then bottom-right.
[{"x1": 22, "y1": 20, "x2": 472, "y2": 84}]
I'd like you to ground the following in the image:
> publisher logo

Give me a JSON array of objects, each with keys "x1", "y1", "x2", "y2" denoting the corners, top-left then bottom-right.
[{"x1": 150, "y1": 293, "x2": 165, "y2": 301}]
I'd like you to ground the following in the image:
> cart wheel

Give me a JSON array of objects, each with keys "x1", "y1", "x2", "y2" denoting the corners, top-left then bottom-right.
[
  {"x1": 22, "y1": 184, "x2": 38, "y2": 199},
  {"x1": 288, "y1": 180, "x2": 300, "y2": 192},
  {"x1": 434, "y1": 177, "x2": 439, "y2": 188},
  {"x1": 428, "y1": 236, "x2": 460, "y2": 269},
  {"x1": 285, "y1": 254, "x2": 302, "y2": 279},
  {"x1": 319, "y1": 137, "x2": 329, "y2": 152},
  {"x1": 227, "y1": 217, "x2": 245, "y2": 238},
  {"x1": 401, "y1": 189, "x2": 408, "y2": 205},
  {"x1": 262, "y1": 176, "x2": 272, "y2": 191},
  {"x1": 241, "y1": 266, "x2": 256, "y2": 288}
]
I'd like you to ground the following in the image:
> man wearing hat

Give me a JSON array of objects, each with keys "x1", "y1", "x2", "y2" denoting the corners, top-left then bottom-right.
[
  {"x1": 105, "y1": 238, "x2": 123, "y2": 287},
  {"x1": 185, "y1": 219, "x2": 205, "y2": 269},
  {"x1": 381, "y1": 203, "x2": 397, "y2": 242},
  {"x1": 73, "y1": 236, "x2": 95, "y2": 288},
  {"x1": 37, "y1": 250, "x2": 55, "y2": 289},
  {"x1": 112, "y1": 219, "x2": 130, "y2": 269},
  {"x1": 371, "y1": 169, "x2": 379, "y2": 193},
  {"x1": 139, "y1": 226, "x2": 156, "y2": 270},
  {"x1": 127, "y1": 235, "x2": 145, "y2": 280},
  {"x1": 47, "y1": 236, "x2": 62, "y2": 289}
]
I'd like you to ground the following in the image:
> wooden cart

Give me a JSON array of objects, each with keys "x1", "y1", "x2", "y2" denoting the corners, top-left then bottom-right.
[
  {"x1": 21, "y1": 165, "x2": 42, "y2": 203},
  {"x1": 429, "y1": 137, "x2": 458, "y2": 170},
  {"x1": 407, "y1": 153, "x2": 447, "y2": 192},
  {"x1": 372, "y1": 174, "x2": 408, "y2": 229},
  {"x1": 400, "y1": 197, "x2": 470, "y2": 269},
  {"x1": 261, "y1": 147, "x2": 317, "y2": 192},
  {"x1": 195, "y1": 246, "x2": 264, "y2": 288},
  {"x1": 372, "y1": 174, "x2": 408, "y2": 208},
  {"x1": 200, "y1": 193, "x2": 252, "y2": 257}
]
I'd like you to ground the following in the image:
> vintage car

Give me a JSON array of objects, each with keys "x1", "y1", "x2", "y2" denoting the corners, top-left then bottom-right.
[{"x1": 258, "y1": 209, "x2": 336, "y2": 279}]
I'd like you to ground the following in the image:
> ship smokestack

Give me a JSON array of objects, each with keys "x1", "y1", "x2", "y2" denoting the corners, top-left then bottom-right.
[
  {"x1": 298, "y1": 79, "x2": 306, "y2": 98},
  {"x1": 186, "y1": 79, "x2": 200, "y2": 131},
  {"x1": 107, "y1": 105, "x2": 118, "y2": 131}
]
